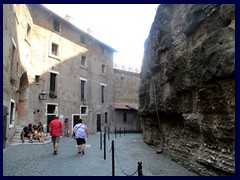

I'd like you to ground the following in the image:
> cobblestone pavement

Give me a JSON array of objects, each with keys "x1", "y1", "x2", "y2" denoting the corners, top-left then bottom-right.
[{"x1": 3, "y1": 133, "x2": 197, "y2": 176}]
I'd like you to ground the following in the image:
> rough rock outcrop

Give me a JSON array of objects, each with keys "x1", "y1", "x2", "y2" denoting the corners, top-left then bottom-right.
[{"x1": 139, "y1": 4, "x2": 235, "y2": 176}]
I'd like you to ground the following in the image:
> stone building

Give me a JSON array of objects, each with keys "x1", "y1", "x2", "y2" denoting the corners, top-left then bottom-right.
[
  {"x1": 3, "y1": 4, "x2": 117, "y2": 148},
  {"x1": 3, "y1": 4, "x2": 25, "y2": 148},
  {"x1": 113, "y1": 64, "x2": 141, "y2": 132},
  {"x1": 139, "y1": 4, "x2": 235, "y2": 175}
]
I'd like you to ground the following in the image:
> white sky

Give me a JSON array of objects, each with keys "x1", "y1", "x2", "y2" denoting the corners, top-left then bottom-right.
[{"x1": 43, "y1": 4, "x2": 159, "y2": 69}]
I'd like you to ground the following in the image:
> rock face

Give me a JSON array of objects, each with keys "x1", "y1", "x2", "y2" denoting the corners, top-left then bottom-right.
[{"x1": 139, "y1": 4, "x2": 235, "y2": 176}]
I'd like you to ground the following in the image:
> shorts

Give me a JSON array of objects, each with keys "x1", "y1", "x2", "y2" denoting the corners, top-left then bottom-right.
[
  {"x1": 76, "y1": 138, "x2": 86, "y2": 145},
  {"x1": 22, "y1": 132, "x2": 31, "y2": 138},
  {"x1": 52, "y1": 136, "x2": 60, "y2": 143}
]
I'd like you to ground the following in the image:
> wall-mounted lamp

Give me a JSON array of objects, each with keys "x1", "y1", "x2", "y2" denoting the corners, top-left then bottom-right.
[{"x1": 39, "y1": 90, "x2": 47, "y2": 100}]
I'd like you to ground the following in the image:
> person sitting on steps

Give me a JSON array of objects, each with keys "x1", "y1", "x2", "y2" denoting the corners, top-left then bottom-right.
[
  {"x1": 37, "y1": 122, "x2": 47, "y2": 140},
  {"x1": 21, "y1": 123, "x2": 34, "y2": 143},
  {"x1": 32, "y1": 124, "x2": 44, "y2": 143}
]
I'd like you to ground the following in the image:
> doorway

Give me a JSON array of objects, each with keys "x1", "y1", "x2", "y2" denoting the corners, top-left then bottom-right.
[
  {"x1": 3, "y1": 106, "x2": 8, "y2": 149},
  {"x1": 46, "y1": 103, "x2": 58, "y2": 132},
  {"x1": 97, "y1": 114, "x2": 101, "y2": 132},
  {"x1": 47, "y1": 115, "x2": 55, "y2": 132},
  {"x1": 72, "y1": 114, "x2": 80, "y2": 128}
]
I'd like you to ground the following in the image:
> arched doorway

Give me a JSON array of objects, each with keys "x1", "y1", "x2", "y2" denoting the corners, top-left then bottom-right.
[{"x1": 17, "y1": 72, "x2": 29, "y2": 125}]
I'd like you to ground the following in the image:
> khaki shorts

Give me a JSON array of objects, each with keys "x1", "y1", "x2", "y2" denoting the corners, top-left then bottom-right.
[{"x1": 52, "y1": 136, "x2": 60, "y2": 143}]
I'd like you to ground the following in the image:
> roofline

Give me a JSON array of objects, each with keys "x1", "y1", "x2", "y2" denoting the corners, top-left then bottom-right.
[
  {"x1": 29, "y1": 4, "x2": 117, "y2": 53},
  {"x1": 114, "y1": 67, "x2": 140, "y2": 75}
]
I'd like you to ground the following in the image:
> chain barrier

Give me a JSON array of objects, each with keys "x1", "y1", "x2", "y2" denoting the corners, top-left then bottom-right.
[
  {"x1": 103, "y1": 134, "x2": 142, "y2": 176},
  {"x1": 114, "y1": 147, "x2": 139, "y2": 176}
]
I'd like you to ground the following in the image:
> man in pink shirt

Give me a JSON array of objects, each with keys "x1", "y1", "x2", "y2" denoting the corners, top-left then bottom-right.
[{"x1": 49, "y1": 115, "x2": 63, "y2": 155}]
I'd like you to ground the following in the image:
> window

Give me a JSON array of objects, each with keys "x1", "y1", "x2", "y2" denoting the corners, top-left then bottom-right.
[
  {"x1": 10, "y1": 37, "x2": 17, "y2": 77},
  {"x1": 10, "y1": 44, "x2": 16, "y2": 77},
  {"x1": 16, "y1": 63, "x2": 19, "y2": 74},
  {"x1": 123, "y1": 113, "x2": 127, "y2": 123},
  {"x1": 81, "y1": 55, "x2": 86, "y2": 66},
  {"x1": 80, "y1": 35, "x2": 85, "y2": 44},
  {"x1": 101, "y1": 64, "x2": 106, "y2": 73},
  {"x1": 49, "y1": 72, "x2": 58, "y2": 98},
  {"x1": 53, "y1": 19, "x2": 60, "y2": 32},
  {"x1": 50, "y1": 73, "x2": 57, "y2": 91},
  {"x1": 101, "y1": 85, "x2": 105, "y2": 103},
  {"x1": 81, "y1": 80, "x2": 85, "y2": 101},
  {"x1": 105, "y1": 112, "x2": 108, "y2": 123},
  {"x1": 51, "y1": 43, "x2": 59, "y2": 56},
  {"x1": 80, "y1": 78, "x2": 87, "y2": 101},
  {"x1": 100, "y1": 83, "x2": 106, "y2": 103},
  {"x1": 9, "y1": 100, "x2": 16, "y2": 127},
  {"x1": 80, "y1": 106, "x2": 88, "y2": 116},
  {"x1": 47, "y1": 104, "x2": 57, "y2": 114},
  {"x1": 35, "y1": 75, "x2": 40, "y2": 84}
]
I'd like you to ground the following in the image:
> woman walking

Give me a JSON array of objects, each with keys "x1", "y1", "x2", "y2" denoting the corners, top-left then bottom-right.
[{"x1": 72, "y1": 118, "x2": 88, "y2": 154}]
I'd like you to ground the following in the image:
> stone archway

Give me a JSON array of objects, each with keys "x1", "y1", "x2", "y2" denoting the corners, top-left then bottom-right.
[{"x1": 17, "y1": 72, "x2": 29, "y2": 125}]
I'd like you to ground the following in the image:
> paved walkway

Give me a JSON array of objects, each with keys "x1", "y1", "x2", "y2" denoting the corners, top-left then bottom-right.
[{"x1": 3, "y1": 133, "x2": 197, "y2": 176}]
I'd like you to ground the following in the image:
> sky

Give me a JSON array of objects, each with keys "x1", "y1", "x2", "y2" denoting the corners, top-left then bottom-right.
[{"x1": 43, "y1": 4, "x2": 159, "y2": 69}]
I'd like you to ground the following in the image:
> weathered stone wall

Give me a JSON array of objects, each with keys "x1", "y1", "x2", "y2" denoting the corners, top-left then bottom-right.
[
  {"x1": 113, "y1": 68, "x2": 141, "y2": 131},
  {"x1": 3, "y1": 4, "x2": 33, "y2": 147},
  {"x1": 139, "y1": 4, "x2": 235, "y2": 175},
  {"x1": 114, "y1": 68, "x2": 140, "y2": 104},
  {"x1": 3, "y1": 4, "x2": 19, "y2": 147}
]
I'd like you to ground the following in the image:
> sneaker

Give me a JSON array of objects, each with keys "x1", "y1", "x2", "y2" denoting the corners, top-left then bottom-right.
[
  {"x1": 82, "y1": 150, "x2": 85, "y2": 154},
  {"x1": 53, "y1": 151, "x2": 57, "y2": 155},
  {"x1": 22, "y1": 140, "x2": 25, "y2": 143},
  {"x1": 78, "y1": 151, "x2": 81, "y2": 154},
  {"x1": 29, "y1": 140, "x2": 33, "y2": 143}
]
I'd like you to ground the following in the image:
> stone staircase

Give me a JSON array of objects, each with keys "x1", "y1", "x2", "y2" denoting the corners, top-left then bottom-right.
[{"x1": 10, "y1": 125, "x2": 52, "y2": 146}]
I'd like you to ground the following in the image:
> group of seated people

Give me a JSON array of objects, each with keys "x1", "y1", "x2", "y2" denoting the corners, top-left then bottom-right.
[{"x1": 21, "y1": 122, "x2": 47, "y2": 143}]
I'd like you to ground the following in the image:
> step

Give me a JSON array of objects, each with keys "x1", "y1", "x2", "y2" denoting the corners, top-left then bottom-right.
[
  {"x1": 15, "y1": 125, "x2": 47, "y2": 132},
  {"x1": 11, "y1": 125, "x2": 52, "y2": 146},
  {"x1": 12, "y1": 135, "x2": 51, "y2": 141},
  {"x1": 14, "y1": 132, "x2": 50, "y2": 137},
  {"x1": 10, "y1": 139, "x2": 51, "y2": 146},
  {"x1": 10, "y1": 137, "x2": 52, "y2": 146},
  {"x1": 10, "y1": 136, "x2": 63, "y2": 146}
]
